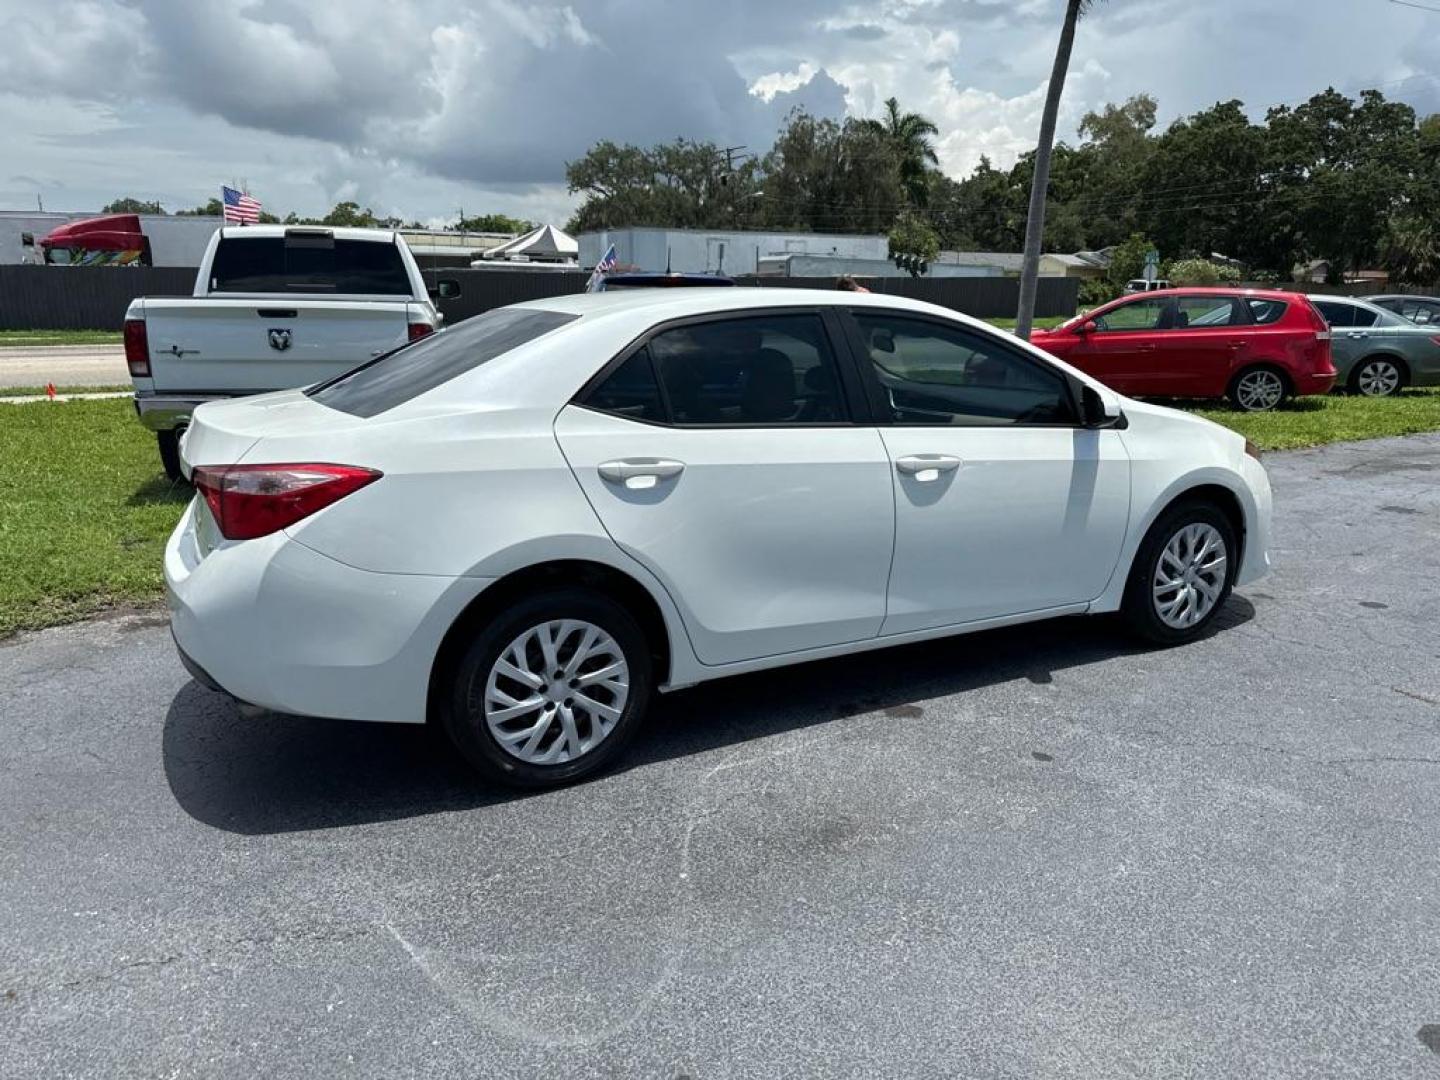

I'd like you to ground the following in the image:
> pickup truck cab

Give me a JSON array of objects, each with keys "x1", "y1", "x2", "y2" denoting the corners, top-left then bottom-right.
[{"x1": 126, "y1": 226, "x2": 453, "y2": 477}]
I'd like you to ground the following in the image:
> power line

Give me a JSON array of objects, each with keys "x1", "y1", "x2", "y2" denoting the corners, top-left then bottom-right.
[{"x1": 1388, "y1": 0, "x2": 1440, "y2": 13}]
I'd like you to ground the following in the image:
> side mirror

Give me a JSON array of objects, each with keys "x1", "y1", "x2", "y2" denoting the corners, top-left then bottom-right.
[
  {"x1": 1081, "y1": 384, "x2": 1122, "y2": 428},
  {"x1": 871, "y1": 329, "x2": 896, "y2": 354},
  {"x1": 432, "y1": 278, "x2": 461, "y2": 300},
  {"x1": 1076, "y1": 319, "x2": 1099, "y2": 335}
]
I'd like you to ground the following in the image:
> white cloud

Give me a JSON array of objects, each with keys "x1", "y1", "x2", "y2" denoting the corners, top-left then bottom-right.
[{"x1": 0, "y1": 0, "x2": 1436, "y2": 225}]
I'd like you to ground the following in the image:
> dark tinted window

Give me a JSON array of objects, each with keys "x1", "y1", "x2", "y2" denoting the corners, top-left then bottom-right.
[
  {"x1": 309, "y1": 308, "x2": 577, "y2": 417},
  {"x1": 583, "y1": 348, "x2": 666, "y2": 422},
  {"x1": 1247, "y1": 299, "x2": 1288, "y2": 324},
  {"x1": 1173, "y1": 296, "x2": 1243, "y2": 328},
  {"x1": 853, "y1": 312, "x2": 1074, "y2": 426},
  {"x1": 210, "y1": 235, "x2": 411, "y2": 294},
  {"x1": 1314, "y1": 301, "x2": 1358, "y2": 327},
  {"x1": 647, "y1": 314, "x2": 845, "y2": 425}
]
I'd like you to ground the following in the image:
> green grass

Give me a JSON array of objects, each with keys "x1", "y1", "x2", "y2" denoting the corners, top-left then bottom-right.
[
  {"x1": 0, "y1": 329, "x2": 122, "y2": 347},
  {"x1": 0, "y1": 399, "x2": 189, "y2": 636},
  {"x1": 4, "y1": 387, "x2": 1440, "y2": 636},
  {"x1": 983, "y1": 316, "x2": 1070, "y2": 331},
  {"x1": 0, "y1": 385, "x2": 130, "y2": 397},
  {"x1": 1192, "y1": 389, "x2": 1440, "y2": 451}
]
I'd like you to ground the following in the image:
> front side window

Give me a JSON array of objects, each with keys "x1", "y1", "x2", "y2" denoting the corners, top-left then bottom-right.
[
  {"x1": 1093, "y1": 298, "x2": 1168, "y2": 332},
  {"x1": 852, "y1": 313, "x2": 1075, "y2": 426},
  {"x1": 1314, "y1": 301, "x2": 1359, "y2": 328},
  {"x1": 1174, "y1": 296, "x2": 1242, "y2": 328},
  {"x1": 309, "y1": 308, "x2": 577, "y2": 417},
  {"x1": 645, "y1": 314, "x2": 846, "y2": 425}
]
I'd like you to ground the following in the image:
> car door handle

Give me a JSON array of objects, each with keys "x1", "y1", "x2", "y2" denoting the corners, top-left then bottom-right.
[
  {"x1": 1347, "y1": 331, "x2": 1369, "y2": 339},
  {"x1": 1134, "y1": 343, "x2": 1157, "y2": 352},
  {"x1": 1227, "y1": 340, "x2": 1246, "y2": 349},
  {"x1": 598, "y1": 458, "x2": 685, "y2": 490},
  {"x1": 895, "y1": 454, "x2": 961, "y2": 480}
]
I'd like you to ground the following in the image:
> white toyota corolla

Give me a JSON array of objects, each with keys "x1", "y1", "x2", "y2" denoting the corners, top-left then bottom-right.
[{"x1": 167, "y1": 288, "x2": 1271, "y2": 787}]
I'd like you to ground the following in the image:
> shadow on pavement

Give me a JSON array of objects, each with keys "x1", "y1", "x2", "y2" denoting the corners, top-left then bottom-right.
[{"x1": 164, "y1": 596, "x2": 1254, "y2": 836}]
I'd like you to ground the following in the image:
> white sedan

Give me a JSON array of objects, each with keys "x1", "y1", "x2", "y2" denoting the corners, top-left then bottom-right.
[{"x1": 167, "y1": 288, "x2": 1272, "y2": 788}]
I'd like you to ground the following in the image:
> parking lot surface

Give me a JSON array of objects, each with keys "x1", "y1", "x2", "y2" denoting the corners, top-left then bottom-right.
[{"x1": 4, "y1": 433, "x2": 1440, "y2": 1079}]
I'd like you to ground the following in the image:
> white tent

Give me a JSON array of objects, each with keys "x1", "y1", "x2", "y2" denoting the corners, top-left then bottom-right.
[{"x1": 481, "y1": 224, "x2": 578, "y2": 262}]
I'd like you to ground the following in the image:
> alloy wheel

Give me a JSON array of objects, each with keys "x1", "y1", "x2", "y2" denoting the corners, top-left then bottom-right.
[
  {"x1": 483, "y1": 619, "x2": 630, "y2": 765},
  {"x1": 1355, "y1": 359, "x2": 1401, "y2": 397},
  {"x1": 1152, "y1": 522, "x2": 1228, "y2": 630},
  {"x1": 1234, "y1": 369, "x2": 1285, "y2": 411}
]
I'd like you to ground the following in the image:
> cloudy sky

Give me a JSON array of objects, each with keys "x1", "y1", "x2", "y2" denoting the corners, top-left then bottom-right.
[{"x1": 1, "y1": 0, "x2": 1437, "y2": 227}]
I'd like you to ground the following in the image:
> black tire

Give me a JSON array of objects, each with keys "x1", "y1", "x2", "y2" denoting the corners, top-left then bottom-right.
[
  {"x1": 1226, "y1": 366, "x2": 1290, "y2": 412},
  {"x1": 157, "y1": 429, "x2": 182, "y2": 481},
  {"x1": 440, "y1": 587, "x2": 653, "y2": 789},
  {"x1": 1348, "y1": 355, "x2": 1407, "y2": 397},
  {"x1": 1121, "y1": 500, "x2": 1238, "y2": 646}
]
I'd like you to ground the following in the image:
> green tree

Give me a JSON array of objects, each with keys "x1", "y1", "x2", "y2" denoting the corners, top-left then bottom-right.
[
  {"x1": 102, "y1": 197, "x2": 165, "y2": 215},
  {"x1": 321, "y1": 201, "x2": 379, "y2": 227},
  {"x1": 1165, "y1": 257, "x2": 1240, "y2": 285},
  {"x1": 888, "y1": 212, "x2": 941, "y2": 276},
  {"x1": 565, "y1": 137, "x2": 761, "y2": 232},
  {"x1": 757, "y1": 110, "x2": 905, "y2": 234},
  {"x1": 457, "y1": 213, "x2": 534, "y2": 234},
  {"x1": 1017, "y1": 0, "x2": 1102, "y2": 340},
  {"x1": 1105, "y1": 233, "x2": 1155, "y2": 294},
  {"x1": 175, "y1": 198, "x2": 223, "y2": 217},
  {"x1": 860, "y1": 97, "x2": 940, "y2": 207}
]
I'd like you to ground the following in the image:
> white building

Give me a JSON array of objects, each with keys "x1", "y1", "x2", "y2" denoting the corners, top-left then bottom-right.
[{"x1": 579, "y1": 227, "x2": 890, "y2": 276}]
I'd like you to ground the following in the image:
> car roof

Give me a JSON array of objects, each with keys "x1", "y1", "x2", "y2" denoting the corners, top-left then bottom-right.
[
  {"x1": 1109, "y1": 286, "x2": 1307, "y2": 300},
  {"x1": 510, "y1": 286, "x2": 971, "y2": 322},
  {"x1": 1372, "y1": 293, "x2": 1440, "y2": 302}
]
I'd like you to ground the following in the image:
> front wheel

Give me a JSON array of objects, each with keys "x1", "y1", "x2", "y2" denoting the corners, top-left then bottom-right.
[
  {"x1": 1121, "y1": 501, "x2": 1237, "y2": 645},
  {"x1": 440, "y1": 588, "x2": 653, "y2": 789},
  {"x1": 1350, "y1": 356, "x2": 1405, "y2": 397},
  {"x1": 1228, "y1": 367, "x2": 1288, "y2": 412}
]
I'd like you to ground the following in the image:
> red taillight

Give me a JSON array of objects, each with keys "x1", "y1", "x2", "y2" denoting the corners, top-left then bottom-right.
[
  {"x1": 1300, "y1": 300, "x2": 1331, "y2": 340},
  {"x1": 408, "y1": 321, "x2": 434, "y2": 343},
  {"x1": 1430, "y1": 336, "x2": 1440, "y2": 347},
  {"x1": 190, "y1": 463, "x2": 381, "y2": 541},
  {"x1": 123, "y1": 318, "x2": 150, "y2": 377}
]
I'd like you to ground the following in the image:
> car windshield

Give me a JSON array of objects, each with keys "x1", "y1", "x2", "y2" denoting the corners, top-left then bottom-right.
[{"x1": 307, "y1": 307, "x2": 578, "y2": 417}]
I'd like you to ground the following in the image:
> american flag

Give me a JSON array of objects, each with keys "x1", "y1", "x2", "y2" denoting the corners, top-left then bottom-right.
[
  {"x1": 222, "y1": 185, "x2": 261, "y2": 225},
  {"x1": 585, "y1": 243, "x2": 618, "y2": 292}
]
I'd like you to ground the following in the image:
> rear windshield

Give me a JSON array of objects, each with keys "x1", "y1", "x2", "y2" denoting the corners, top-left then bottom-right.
[
  {"x1": 307, "y1": 308, "x2": 578, "y2": 417},
  {"x1": 209, "y1": 235, "x2": 411, "y2": 294},
  {"x1": 1246, "y1": 299, "x2": 1288, "y2": 325}
]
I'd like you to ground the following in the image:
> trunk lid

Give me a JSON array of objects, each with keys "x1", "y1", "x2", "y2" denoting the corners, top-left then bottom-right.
[
  {"x1": 138, "y1": 297, "x2": 415, "y2": 393},
  {"x1": 179, "y1": 388, "x2": 372, "y2": 473}
]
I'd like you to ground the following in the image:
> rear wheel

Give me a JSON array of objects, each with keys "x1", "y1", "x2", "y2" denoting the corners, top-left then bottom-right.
[
  {"x1": 1121, "y1": 500, "x2": 1237, "y2": 645},
  {"x1": 1228, "y1": 367, "x2": 1288, "y2": 412},
  {"x1": 157, "y1": 429, "x2": 182, "y2": 481},
  {"x1": 1350, "y1": 356, "x2": 1406, "y2": 397},
  {"x1": 440, "y1": 588, "x2": 653, "y2": 789}
]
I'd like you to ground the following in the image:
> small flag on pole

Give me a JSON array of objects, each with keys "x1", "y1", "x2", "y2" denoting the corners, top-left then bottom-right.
[
  {"x1": 221, "y1": 185, "x2": 262, "y2": 225},
  {"x1": 585, "y1": 244, "x2": 618, "y2": 292}
]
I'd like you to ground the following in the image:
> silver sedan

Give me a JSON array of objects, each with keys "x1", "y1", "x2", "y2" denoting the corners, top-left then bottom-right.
[{"x1": 1310, "y1": 295, "x2": 1440, "y2": 396}]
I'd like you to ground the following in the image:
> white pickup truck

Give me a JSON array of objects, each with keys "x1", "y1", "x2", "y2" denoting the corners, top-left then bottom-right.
[{"x1": 126, "y1": 225, "x2": 457, "y2": 477}]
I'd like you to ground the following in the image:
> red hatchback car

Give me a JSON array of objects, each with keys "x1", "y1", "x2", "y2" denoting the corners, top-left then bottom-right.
[{"x1": 1033, "y1": 288, "x2": 1337, "y2": 411}]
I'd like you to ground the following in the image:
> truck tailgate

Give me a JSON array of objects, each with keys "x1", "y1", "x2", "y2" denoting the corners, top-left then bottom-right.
[{"x1": 137, "y1": 298, "x2": 414, "y2": 393}]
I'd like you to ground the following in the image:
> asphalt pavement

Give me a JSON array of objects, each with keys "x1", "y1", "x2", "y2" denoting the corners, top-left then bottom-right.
[
  {"x1": 4, "y1": 433, "x2": 1440, "y2": 1079},
  {"x1": 0, "y1": 344, "x2": 128, "y2": 387}
]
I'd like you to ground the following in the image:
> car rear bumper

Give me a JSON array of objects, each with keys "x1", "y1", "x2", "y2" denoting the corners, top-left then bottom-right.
[
  {"x1": 1294, "y1": 371, "x2": 1336, "y2": 396},
  {"x1": 135, "y1": 394, "x2": 225, "y2": 431},
  {"x1": 165, "y1": 499, "x2": 493, "y2": 723}
]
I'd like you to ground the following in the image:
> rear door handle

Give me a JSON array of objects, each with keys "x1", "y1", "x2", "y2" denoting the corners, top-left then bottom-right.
[
  {"x1": 1135, "y1": 343, "x2": 1157, "y2": 352},
  {"x1": 598, "y1": 458, "x2": 685, "y2": 490},
  {"x1": 895, "y1": 454, "x2": 961, "y2": 481},
  {"x1": 1348, "y1": 331, "x2": 1369, "y2": 339}
]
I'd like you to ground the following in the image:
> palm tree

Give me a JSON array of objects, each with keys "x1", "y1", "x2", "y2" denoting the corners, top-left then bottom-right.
[
  {"x1": 863, "y1": 97, "x2": 940, "y2": 208},
  {"x1": 1015, "y1": 0, "x2": 1099, "y2": 341}
]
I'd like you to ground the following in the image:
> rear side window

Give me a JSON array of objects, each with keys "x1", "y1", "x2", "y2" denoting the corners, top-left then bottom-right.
[
  {"x1": 1313, "y1": 301, "x2": 1361, "y2": 328},
  {"x1": 1247, "y1": 299, "x2": 1288, "y2": 324},
  {"x1": 308, "y1": 308, "x2": 577, "y2": 417},
  {"x1": 582, "y1": 349, "x2": 666, "y2": 422},
  {"x1": 1174, "y1": 296, "x2": 1243, "y2": 328},
  {"x1": 210, "y1": 236, "x2": 411, "y2": 294}
]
